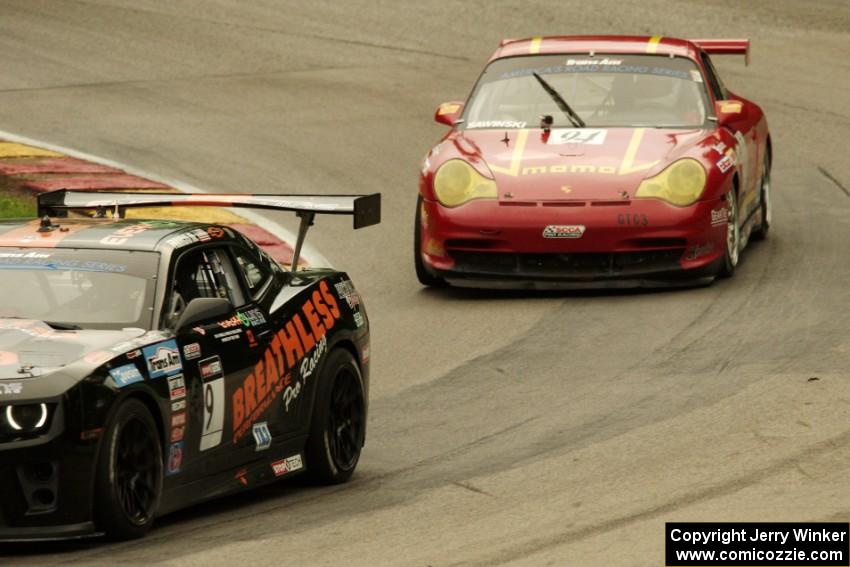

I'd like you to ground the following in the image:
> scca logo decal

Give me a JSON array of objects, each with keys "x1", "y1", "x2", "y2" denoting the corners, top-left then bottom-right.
[{"x1": 231, "y1": 280, "x2": 341, "y2": 443}]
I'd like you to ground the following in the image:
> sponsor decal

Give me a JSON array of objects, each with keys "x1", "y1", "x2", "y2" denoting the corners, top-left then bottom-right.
[
  {"x1": 285, "y1": 335, "x2": 328, "y2": 412},
  {"x1": 0, "y1": 382, "x2": 23, "y2": 395},
  {"x1": 182, "y1": 342, "x2": 201, "y2": 360},
  {"x1": 686, "y1": 242, "x2": 715, "y2": 260},
  {"x1": 717, "y1": 155, "x2": 734, "y2": 173},
  {"x1": 253, "y1": 422, "x2": 272, "y2": 451},
  {"x1": 522, "y1": 163, "x2": 618, "y2": 176},
  {"x1": 690, "y1": 69, "x2": 703, "y2": 83},
  {"x1": 217, "y1": 315, "x2": 245, "y2": 329},
  {"x1": 542, "y1": 225, "x2": 586, "y2": 239},
  {"x1": 214, "y1": 328, "x2": 243, "y2": 343},
  {"x1": 299, "y1": 334, "x2": 327, "y2": 382},
  {"x1": 109, "y1": 364, "x2": 144, "y2": 388},
  {"x1": 231, "y1": 280, "x2": 341, "y2": 444},
  {"x1": 143, "y1": 339, "x2": 182, "y2": 379},
  {"x1": 192, "y1": 326, "x2": 206, "y2": 336},
  {"x1": 170, "y1": 425, "x2": 185, "y2": 443},
  {"x1": 165, "y1": 233, "x2": 196, "y2": 248},
  {"x1": 711, "y1": 208, "x2": 729, "y2": 226},
  {"x1": 361, "y1": 344, "x2": 370, "y2": 364},
  {"x1": 168, "y1": 374, "x2": 186, "y2": 402},
  {"x1": 200, "y1": 357, "x2": 223, "y2": 379},
  {"x1": 353, "y1": 311, "x2": 364, "y2": 328},
  {"x1": 466, "y1": 120, "x2": 528, "y2": 129},
  {"x1": 501, "y1": 64, "x2": 688, "y2": 81},
  {"x1": 100, "y1": 223, "x2": 157, "y2": 246},
  {"x1": 271, "y1": 454, "x2": 304, "y2": 477},
  {"x1": 190, "y1": 228, "x2": 212, "y2": 243},
  {"x1": 199, "y1": 355, "x2": 225, "y2": 451},
  {"x1": 167, "y1": 442, "x2": 183, "y2": 476},
  {"x1": 246, "y1": 329, "x2": 258, "y2": 348},
  {"x1": 547, "y1": 128, "x2": 607, "y2": 146},
  {"x1": 171, "y1": 412, "x2": 186, "y2": 427},
  {"x1": 165, "y1": 227, "x2": 224, "y2": 248},
  {"x1": 334, "y1": 280, "x2": 360, "y2": 309},
  {"x1": 0, "y1": 254, "x2": 128, "y2": 272},
  {"x1": 235, "y1": 468, "x2": 248, "y2": 487},
  {"x1": 171, "y1": 399, "x2": 186, "y2": 412},
  {"x1": 126, "y1": 349, "x2": 141, "y2": 360},
  {"x1": 180, "y1": 345, "x2": 200, "y2": 363},
  {"x1": 241, "y1": 308, "x2": 267, "y2": 327},
  {"x1": 198, "y1": 356, "x2": 222, "y2": 380},
  {"x1": 565, "y1": 57, "x2": 623, "y2": 66},
  {"x1": 0, "y1": 251, "x2": 50, "y2": 259}
]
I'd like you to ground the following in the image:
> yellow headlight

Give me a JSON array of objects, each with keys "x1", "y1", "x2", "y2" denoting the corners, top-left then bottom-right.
[
  {"x1": 634, "y1": 158, "x2": 707, "y2": 207},
  {"x1": 433, "y1": 159, "x2": 497, "y2": 207}
]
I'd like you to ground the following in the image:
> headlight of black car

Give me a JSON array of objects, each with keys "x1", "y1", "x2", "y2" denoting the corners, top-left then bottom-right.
[{"x1": 1, "y1": 403, "x2": 54, "y2": 436}]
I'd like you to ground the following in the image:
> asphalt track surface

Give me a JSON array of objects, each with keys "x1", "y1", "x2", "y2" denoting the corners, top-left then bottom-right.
[{"x1": 1, "y1": 1, "x2": 850, "y2": 565}]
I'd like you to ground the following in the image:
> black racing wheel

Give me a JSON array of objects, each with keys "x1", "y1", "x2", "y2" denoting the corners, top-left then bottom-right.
[
  {"x1": 94, "y1": 398, "x2": 163, "y2": 540},
  {"x1": 305, "y1": 349, "x2": 366, "y2": 484}
]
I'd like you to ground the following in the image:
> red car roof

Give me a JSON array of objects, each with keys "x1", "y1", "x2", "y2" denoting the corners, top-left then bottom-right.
[{"x1": 491, "y1": 35, "x2": 699, "y2": 62}]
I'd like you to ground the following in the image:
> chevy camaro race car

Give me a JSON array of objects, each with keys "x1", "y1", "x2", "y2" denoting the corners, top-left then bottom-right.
[
  {"x1": 415, "y1": 35, "x2": 772, "y2": 288},
  {"x1": 0, "y1": 189, "x2": 380, "y2": 541}
]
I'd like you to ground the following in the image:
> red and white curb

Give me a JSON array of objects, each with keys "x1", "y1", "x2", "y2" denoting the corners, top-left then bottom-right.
[{"x1": 0, "y1": 129, "x2": 329, "y2": 267}]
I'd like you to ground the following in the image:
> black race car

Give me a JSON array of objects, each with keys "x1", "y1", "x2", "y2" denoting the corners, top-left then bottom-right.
[{"x1": 0, "y1": 189, "x2": 380, "y2": 541}]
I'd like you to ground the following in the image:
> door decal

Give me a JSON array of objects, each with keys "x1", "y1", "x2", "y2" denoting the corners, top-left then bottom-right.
[{"x1": 199, "y1": 355, "x2": 225, "y2": 451}]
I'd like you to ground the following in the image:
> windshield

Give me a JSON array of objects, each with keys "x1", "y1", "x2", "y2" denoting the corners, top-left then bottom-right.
[
  {"x1": 463, "y1": 54, "x2": 711, "y2": 129},
  {"x1": 0, "y1": 248, "x2": 158, "y2": 330}
]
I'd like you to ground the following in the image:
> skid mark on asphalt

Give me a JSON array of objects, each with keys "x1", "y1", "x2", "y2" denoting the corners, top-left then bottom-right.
[
  {"x1": 818, "y1": 166, "x2": 850, "y2": 197},
  {"x1": 0, "y1": 66, "x2": 365, "y2": 95}
]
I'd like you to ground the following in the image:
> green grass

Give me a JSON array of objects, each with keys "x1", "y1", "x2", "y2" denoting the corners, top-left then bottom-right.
[{"x1": 0, "y1": 193, "x2": 36, "y2": 218}]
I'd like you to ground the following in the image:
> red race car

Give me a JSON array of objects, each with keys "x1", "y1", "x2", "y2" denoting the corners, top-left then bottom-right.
[{"x1": 415, "y1": 35, "x2": 771, "y2": 289}]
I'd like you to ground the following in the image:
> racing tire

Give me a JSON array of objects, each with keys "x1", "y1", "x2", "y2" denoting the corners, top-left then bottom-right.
[
  {"x1": 719, "y1": 189, "x2": 741, "y2": 278},
  {"x1": 94, "y1": 398, "x2": 163, "y2": 540},
  {"x1": 751, "y1": 157, "x2": 772, "y2": 241},
  {"x1": 305, "y1": 348, "x2": 366, "y2": 485},
  {"x1": 414, "y1": 196, "x2": 446, "y2": 287}
]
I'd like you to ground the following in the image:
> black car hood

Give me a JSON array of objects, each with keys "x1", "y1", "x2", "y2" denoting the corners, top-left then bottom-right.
[{"x1": 0, "y1": 320, "x2": 148, "y2": 398}]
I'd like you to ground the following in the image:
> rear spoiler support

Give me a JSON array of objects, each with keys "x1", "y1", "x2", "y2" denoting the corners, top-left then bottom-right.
[
  {"x1": 37, "y1": 190, "x2": 381, "y2": 272},
  {"x1": 690, "y1": 39, "x2": 750, "y2": 65},
  {"x1": 291, "y1": 211, "x2": 315, "y2": 272}
]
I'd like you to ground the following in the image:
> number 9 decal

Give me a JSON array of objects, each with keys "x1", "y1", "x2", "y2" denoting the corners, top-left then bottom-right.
[{"x1": 198, "y1": 356, "x2": 225, "y2": 451}]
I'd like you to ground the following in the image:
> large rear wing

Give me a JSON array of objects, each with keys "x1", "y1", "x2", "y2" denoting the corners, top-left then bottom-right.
[
  {"x1": 690, "y1": 39, "x2": 750, "y2": 65},
  {"x1": 37, "y1": 190, "x2": 381, "y2": 271}
]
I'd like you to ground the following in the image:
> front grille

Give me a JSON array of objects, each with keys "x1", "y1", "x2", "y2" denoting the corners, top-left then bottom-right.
[{"x1": 449, "y1": 250, "x2": 685, "y2": 279}]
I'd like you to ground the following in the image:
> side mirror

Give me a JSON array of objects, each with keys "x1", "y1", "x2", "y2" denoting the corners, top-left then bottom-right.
[
  {"x1": 713, "y1": 100, "x2": 746, "y2": 127},
  {"x1": 175, "y1": 297, "x2": 232, "y2": 331},
  {"x1": 434, "y1": 101, "x2": 464, "y2": 127}
]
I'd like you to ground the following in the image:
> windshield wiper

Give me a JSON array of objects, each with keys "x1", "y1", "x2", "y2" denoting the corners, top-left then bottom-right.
[{"x1": 532, "y1": 72, "x2": 586, "y2": 128}]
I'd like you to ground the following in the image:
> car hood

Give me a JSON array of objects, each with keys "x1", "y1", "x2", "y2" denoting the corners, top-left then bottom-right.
[
  {"x1": 0, "y1": 319, "x2": 146, "y2": 380},
  {"x1": 454, "y1": 127, "x2": 711, "y2": 201}
]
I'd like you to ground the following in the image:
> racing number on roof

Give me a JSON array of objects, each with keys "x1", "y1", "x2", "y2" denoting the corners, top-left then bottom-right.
[{"x1": 199, "y1": 356, "x2": 225, "y2": 451}]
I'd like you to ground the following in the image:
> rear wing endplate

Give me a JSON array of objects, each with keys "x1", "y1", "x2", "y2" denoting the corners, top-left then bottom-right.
[
  {"x1": 690, "y1": 39, "x2": 750, "y2": 65},
  {"x1": 38, "y1": 190, "x2": 381, "y2": 271}
]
